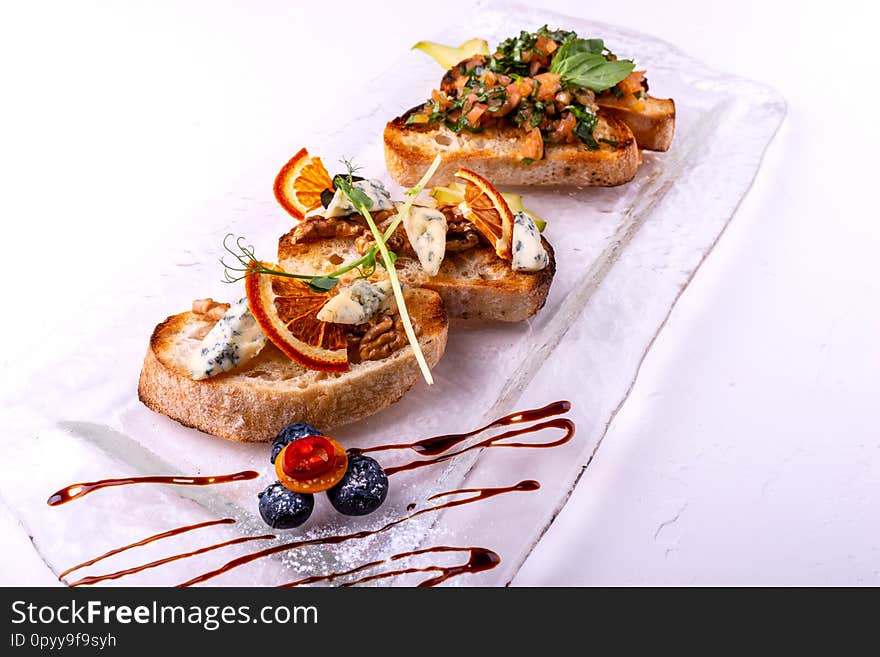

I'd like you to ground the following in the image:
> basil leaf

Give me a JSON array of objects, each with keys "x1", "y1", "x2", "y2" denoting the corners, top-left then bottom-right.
[
  {"x1": 582, "y1": 38, "x2": 606, "y2": 54},
  {"x1": 553, "y1": 38, "x2": 605, "y2": 61},
  {"x1": 308, "y1": 276, "x2": 339, "y2": 293},
  {"x1": 550, "y1": 51, "x2": 606, "y2": 78},
  {"x1": 567, "y1": 59, "x2": 635, "y2": 91},
  {"x1": 550, "y1": 38, "x2": 634, "y2": 91}
]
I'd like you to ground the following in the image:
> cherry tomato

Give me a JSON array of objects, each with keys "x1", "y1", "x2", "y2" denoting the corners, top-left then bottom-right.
[{"x1": 275, "y1": 435, "x2": 348, "y2": 494}]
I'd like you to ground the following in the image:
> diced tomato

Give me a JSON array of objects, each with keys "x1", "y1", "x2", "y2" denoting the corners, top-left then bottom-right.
[
  {"x1": 466, "y1": 102, "x2": 487, "y2": 126},
  {"x1": 534, "y1": 72, "x2": 561, "y2": 101},
  {"x1": 515, "y1": 78, "x2": 535, "y2": 96},
  {"x1": 432, "y1": 88, "x2": 451, "y2": 109},
  {"x1": 491, "y1": 82, "x2": 520, "y2": 117},
  {"x1": 550, "y1": 111, "x2": 577, "y2": 142},
  {"x1": 618, "y1": 70, "x2": 646, "y2": 96},
  {"x1": 521, "y1": 127, "x2": 544, "y2": 161},
  {"x1": 535, "y1": 36, "x2": 558, "y2": 56}
]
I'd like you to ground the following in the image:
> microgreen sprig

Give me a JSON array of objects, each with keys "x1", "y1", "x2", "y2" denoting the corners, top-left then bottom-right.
[{"x1": 220, "y1": 233, "x2": 379, "y2": 293}]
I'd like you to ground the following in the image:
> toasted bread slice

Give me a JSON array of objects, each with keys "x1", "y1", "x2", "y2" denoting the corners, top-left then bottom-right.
[
  {"x1": 384, "y1": 107, "x2": 640, "y2": 187},
  {"x1": 596, "y1": 96, "x2": 675, "y2": 152},
  {"x1": 138, "y1": 287, "x2": 448, "y2": 442},
  {"x1": 277, "y1": 226, "x2": 555, "y2": 323},
  {"x1": 394, "y1": 239, "x2": 554, "y2": 321}
]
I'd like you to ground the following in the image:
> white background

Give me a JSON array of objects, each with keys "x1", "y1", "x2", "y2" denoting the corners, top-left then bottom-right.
[{"x1": 1, "y1": 0, "x2": 878, "y2": 585}]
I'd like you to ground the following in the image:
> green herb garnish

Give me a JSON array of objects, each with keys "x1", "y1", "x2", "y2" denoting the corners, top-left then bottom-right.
[
  {"x1": 414, "y1": 27, "x2": 636, "y2": 158},
  {"x1": 536, "y1": 25, "x2": 578, "y2": 44},
  {"x1": 567, "y1": 105, "x2": 600, "y2": 150},
  {"x1": 550, "y1": 38, "x2": 634, "y2": 91}
]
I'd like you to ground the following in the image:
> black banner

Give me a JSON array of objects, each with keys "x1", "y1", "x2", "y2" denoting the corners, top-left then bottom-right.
[
  {"x1": 2, "y1": 587, "x2": 592, "y2": 652},
  {"x1": 2, "y1": 587, "x2": 852, "y2": 652}
]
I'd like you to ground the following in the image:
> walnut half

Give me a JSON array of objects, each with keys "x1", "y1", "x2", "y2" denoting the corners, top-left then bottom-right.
[{"x1": 347, "y1": 311, "x2": 411, "y2": 364}]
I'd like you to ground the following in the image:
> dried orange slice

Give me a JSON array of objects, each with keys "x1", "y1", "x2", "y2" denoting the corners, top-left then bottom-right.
[
  {"x1": 454, "y1": 168, "x2": 514, "y2": 260},
  {"x1": 245, "y1": 262, "x2": 349, "y2": 372},
  {"x1": 273, "y1": 148, "x2": 333, "y2": 220}
]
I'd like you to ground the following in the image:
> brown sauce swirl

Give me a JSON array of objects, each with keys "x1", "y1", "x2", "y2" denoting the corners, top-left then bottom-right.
[{"x1": 47, "y1": 471, "x2": 259, "y2": 506}]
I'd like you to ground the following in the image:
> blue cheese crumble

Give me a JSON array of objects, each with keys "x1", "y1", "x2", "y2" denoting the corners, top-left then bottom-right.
[
  {"x1": 511, "y1": 211, "x2": 549, "y2": 272},
  {"x1": 323, "y1": 179, "x2": 394, "y2": 217},
  {"x1": 403, "y1": 205, "x2": 447, "y2": 276},
  {"x1": 316, "y1": 279, "x2": 394, "y2": 325},
  {"x1": 188, "y1": 297, "x2": 267, "y2": 380}
]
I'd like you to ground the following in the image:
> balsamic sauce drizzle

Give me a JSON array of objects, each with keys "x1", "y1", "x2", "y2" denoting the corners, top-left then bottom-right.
[
  {"x1": 49, "y1": 400, "x2": 574, "y2": 587},
  {"x1": 58, "y1": 518, "x2": 236, "y2": 580},
  {"x1": 384, "y1": 418, "x2": 575, "y2": 476},
  {"x1": 356, "y1": 400, "x2": 572, "y2": 457},
  {"x1": 177, "y1": 481, "x2": 539, "y2": 587},
  {"x1": 280, "y1": 546, "x2": 500, "y2": 588},
  {"x1": 69, "y1": 533, "x2": 275, "y2": 587},
  {"x1": 47, "y1": 471, "x2": 259, "y2": 506}
]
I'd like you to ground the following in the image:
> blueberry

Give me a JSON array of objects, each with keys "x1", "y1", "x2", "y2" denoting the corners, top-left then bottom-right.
[
  {"x1": 270, "y1": 422, "x2": 323, "y2": 464},
  {"x1": 257, "y1": 482, "x2": 314, "y2": 529},
  {"x1": 326, "y1": 454, "x2": 389, "y2": 516}
]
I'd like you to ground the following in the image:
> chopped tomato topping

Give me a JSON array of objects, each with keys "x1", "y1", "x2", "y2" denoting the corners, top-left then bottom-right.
[
  {"x1": 493, "y1": 80, "x2": 532, "y2": 117},
  {"x1": 432, "y1": 88, "x2": 452, "y2": 109},
  {"x1": 534, "y1": 72, "x2": 561, "y2": 101},
  {"x1": 617, "y1": 70, "x2": 646, "y2": 96},
  {"x1": 521, "y1": 127, "x2": 544, "y2": 161},
  {"x1": 415, "y1": 28, "x2": 643, "y2": 158},
  {"x1": 465, "y1": 102, "x2": 487, "y2": 126},
  {"x1": 550, "y1": 111, "x2": 577, "y2": 142},
  {"x1": 535, "y1": 36, "x2": 558, "y2": 56}
]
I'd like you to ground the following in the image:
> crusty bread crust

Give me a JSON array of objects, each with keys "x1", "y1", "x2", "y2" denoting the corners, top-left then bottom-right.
[
  {"x1": 596, "y1": 96, "x2": 675, "y2": 152},
  {"x1": 138, "y1": 288, "x2": 448, "y2": 442},
  {"x1": 396, "y1": 239, "x2": 555, "y2": 322},
  {"x1": 384, "y1": 107, "x2": 640, "y2": 187},
  {"x1": 277, "y1": 230, "x2": 555, "y2": 323}
]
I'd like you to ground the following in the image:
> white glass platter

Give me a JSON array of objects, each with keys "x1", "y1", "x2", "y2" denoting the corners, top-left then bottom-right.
[{"x1": 0, "y1": 1, "x2": 784, "y2": 587}]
